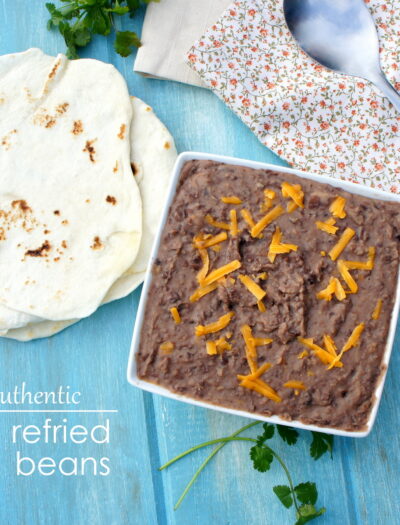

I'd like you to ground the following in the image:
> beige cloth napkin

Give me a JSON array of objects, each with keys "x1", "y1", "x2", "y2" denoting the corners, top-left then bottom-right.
[{"x1": 134, "y1": 0, "x2": 231, "y2": 87}]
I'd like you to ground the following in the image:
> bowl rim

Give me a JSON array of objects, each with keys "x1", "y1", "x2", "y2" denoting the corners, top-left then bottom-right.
[{"x1": 127, "y1": 151, "x2": 400, "y2": 438}]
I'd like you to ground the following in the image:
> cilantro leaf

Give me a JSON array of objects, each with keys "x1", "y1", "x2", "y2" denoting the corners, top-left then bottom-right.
[
  {"x1": 273, "y1": 485, "x2": 293, "y2": 508},
  {"x1": 277, "y1": 425, "x2": 299, "y2": 445},
  {"x1": 294, "y1": 482, "x2": 318, "y2": 505},
  {"x1": 114, "y1": 30, "x2": 141, "y2": 57},
  {"x1": 250, "y1": 444, "x2": 274, "y2": 472},
  {"x1": 295, "y1": 504, "x2": 326, "y2": 525},
  {"x1": 256, "y1": 423, "x2": 275, "y2": 445},
  {"x1": 310, "y1": 432, "x2": 334, "y2": 460}
]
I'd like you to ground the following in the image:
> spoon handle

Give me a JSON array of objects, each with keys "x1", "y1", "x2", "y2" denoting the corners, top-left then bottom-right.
[{"x1": 370, "y1": 71, "x2": 400, "y2": 114}]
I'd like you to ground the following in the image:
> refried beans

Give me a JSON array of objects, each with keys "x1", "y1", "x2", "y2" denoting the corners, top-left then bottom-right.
[{"x1": 136, "y1": 160, "x2": 400, "y2": 431}]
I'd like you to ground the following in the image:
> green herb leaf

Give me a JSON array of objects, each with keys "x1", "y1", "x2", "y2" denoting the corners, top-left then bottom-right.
[
  {"x1": 295, "y1": 504, "x2": 326, "y2": 525},
  {"x1": 273, "y1": 485, "x2": 293, "y2": 509},
  {"x1": 114, "y1": 30, "x2": 141, "y2": 56},
  {"x1": 294, "y1": 482, "x2": 318, "y2": 505},
  {"x1": 310, "y1": 432, "x2": 334, "y2": 460},
  {"x1": 250, "y1": 444, "x2": 274, "y2": 472},
  {"x1": 256, "y1": 422, "x2": 275, "y2": 444},
  {"x1": 277, "y1": 425, "x2": 299, "y2": 445}
]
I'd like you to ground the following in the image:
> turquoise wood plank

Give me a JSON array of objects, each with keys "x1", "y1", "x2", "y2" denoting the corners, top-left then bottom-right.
[{"x1": 0, "y1": 3, "x2": 399, "y2": 525}]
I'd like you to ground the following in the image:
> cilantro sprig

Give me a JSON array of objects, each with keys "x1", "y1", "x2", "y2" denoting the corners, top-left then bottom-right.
[
  {"x1": 160, "y1": 421, "x2": 332, "y2": 525},
  {"x1": 46, "y1": 0, "x2": 159, "y2": 59}
]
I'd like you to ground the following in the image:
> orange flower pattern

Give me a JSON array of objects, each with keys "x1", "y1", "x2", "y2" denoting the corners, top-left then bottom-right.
[{"x1": 187, "y1": 0, "x2": 400, "y2": 192}]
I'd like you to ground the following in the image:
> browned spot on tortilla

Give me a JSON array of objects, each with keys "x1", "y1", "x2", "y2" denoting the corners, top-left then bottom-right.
[
  {"x1": 61, "y1": 240, "x2": 68, "y2": 249},
  {"x1": 146, "y1": 106, "x2": 151, "y2": 112},
  {"x1": 83, "y1": 139, "x2": 97, "y2": 163},
  {"x1": 164, "y1": 141, "x2": 171, "y2": 149},
  {"x1": 53, "y1": 210, "x2": 60, "y2": 215},
  {"x1": 113, "y1": 161, "x2": 119, "y2": 173},
  {"x1": 1, "y1": 129, "x2": 17, "y2": 150},
  {"x1": 48, "y1": 59, "x2": 61, "y2": 80},
  {"x1": 85, "y1": 199, "x2": 90, "y2": 203},
  {"x1": 11, "y1": 200, "x2": 31, "y2": 213},
  {"x1": 131, "y1": 162, "x2": 138, "y2": 175},
  {"x1": 91, "y1": 236, "x2": 103, "y2": 250},
  {"x1": 106, "y1": 195, "x2": 117, "y2": 205},
  {"x1": 45, "y1": 119, "x2": 56, "y2": 128},
  {"x1": 54, "y1": 257, "x2": 60, "y2": 262},
  {"x1": 56, "y1": 103, "x2": 69, "y2": 115},
  {"x1": 25, "y1": 240, "x2": 51, "y2": 257},
  {"x1": 44, "y1": 229, "x2": 50, "y2": 234},
  {"x1": 72, "y1": 120, "x2": 83, "y2": 135},
  {"x1": 61, "y1": 220, "x2": 68, "y2": 225},
  {"x1": 0, "y1": 227, "x2": 5, "y2": 241},
  {"x1": 0, "y1": 97, "x2": 4, "y2": 104},
  {"x1": 117, "y1": 124, "x2": 126, "y2": 140}
]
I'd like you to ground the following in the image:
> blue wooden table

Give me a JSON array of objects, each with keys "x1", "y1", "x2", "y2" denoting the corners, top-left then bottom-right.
[{"x1": 0, "y1": 3, "x2": 399, "y2": 525}]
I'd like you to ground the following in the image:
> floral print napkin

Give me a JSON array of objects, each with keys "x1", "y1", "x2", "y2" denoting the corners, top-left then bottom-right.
[{"x1": 187, "y1": 0, "x2": 400, "y2": 193}]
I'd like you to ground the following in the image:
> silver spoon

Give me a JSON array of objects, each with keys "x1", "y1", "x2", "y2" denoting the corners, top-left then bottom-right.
[{"x1": 283, "y1": 0, "x2": 400, "y2": 112}]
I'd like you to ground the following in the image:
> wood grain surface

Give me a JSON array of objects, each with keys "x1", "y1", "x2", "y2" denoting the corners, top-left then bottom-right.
[{"x1": 0, "y1": 3, "x2": 399, "y2": 525}]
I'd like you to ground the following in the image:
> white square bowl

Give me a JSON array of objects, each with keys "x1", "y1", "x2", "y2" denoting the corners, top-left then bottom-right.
[{"x1": 127, "y1": 152, "x2": 400, "y2": 438}]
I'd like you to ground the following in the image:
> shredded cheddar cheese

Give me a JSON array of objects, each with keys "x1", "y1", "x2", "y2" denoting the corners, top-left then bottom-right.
[
  {"x1": 221, "y1": 196, "x2": 242, "y2": 204},
  {"x1": 262, "y1": 189, "x2": 276, "y2": 211},
  {"x1": 315, "y1": 218, "x2": 339, "y2": 235},
  {"x1": 159, "y1": 342, "x2": 174, "y2": 354},
  {"x1": 189, "y1": 282, "x2": 218, "y2": 303},
  {"x1": 170, "y1": 307, "x2": 181, "y2": 324},
  {"x1": 330, "y1": 196, "x2": 346, "y2": 219},
  {"x1": 320, "y1": 250, "x2": 326, "y2": 256},
  {"x1": 284, "y1": 381, "x2": 307, "y2": 390},
  {"x1": 297, "y1": 350, "x2": 309, "y2": 359},
  {"x1": 195, "y1": 312, "x2": 234, "y2": 337},
  {"x1": 229, "y1": 209, "x2": 238, "y2": 237},
  {"x1": 239, "y1": 377, "x2": 282, "y2": 403},
  {"x1": 237, "y1": 362, "x2": 272, "y2": 381},
  {"x1": 281, "y1": 182, "x2": 304, "y2": 208},
  {"x1": 206, "y1": 341, "x2": 217, "y2": 355},
  {"x1": 323, "y1": 334, "x2": 337, "y2": 356},
  {"x1": 297, "y1": 337, "x2": 343, "y2": 368},
  {"x1": 194, "y1": 232, "x2": 228, "y2": 249},
  {"x1": 316, "y1": 277, "x2": 346, "y2": 301},
  {"x1": 327, "y1": 323, "x2": 365, "y2": 369},
  {"x1": 238, "y1": 274, "x2": 267, "y2": 301},
  {"x1": 372, "y1": 299, "x2": 383, "y2": 320},
  {"x1": 205, "y1": 214, "x2": 231, "y2": 231},
  {"x1": 212, "y1": 245, "x2": 221, "y2": 253},
  {"x1": 268, "y1": 226, "x2": 298, "y2": 262},
  {"x1": 240, "y1": 208, "x2": 256, "y2": 230},
  {"x1": 257, "y1": 300, "x2": 266, "y2": 312},
  {"x1": 329, "y1": 227, "x2": 355, "y2": 261},
  {"x1": 337, "y1": 260, "x2": 358, "y2": 293},
  {"x1": 196, "y1": 248, "x2": 209, "y2": 284},
  {"x1": 241, "y1": 325, "x2": 258, "y2": 373},
  {"x1": 200, "y1": 260, "x2": 241, "y2": 287},
  {"x1": 343, "y1": 246, "x2": 376, "y2": 271},
  {"x1": 252, "y1": 337, "x2": 273, "y2": 346},
  {"x1": 251, "y1": 205, "x2": 285, "y2": 238},
  {"x1": 258, "y1": 272, "x2": 268, "y2": 280}
]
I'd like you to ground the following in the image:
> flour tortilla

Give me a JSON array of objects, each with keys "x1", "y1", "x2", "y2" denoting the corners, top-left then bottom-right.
[
  {"x1": 3, "y1": 96, "x2": 177, "y2": 341},
  {"x1": 0, "y1": 49, "x2": 142, "y2": 321}
]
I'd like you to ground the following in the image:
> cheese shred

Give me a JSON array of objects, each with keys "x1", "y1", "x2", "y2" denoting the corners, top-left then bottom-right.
[
  {"x1": 281, "y1": 182, "x2": 304, "y2": 208},
  {"x1": 221, "y1": 196, "x2": 242, "y2": 204},
  {"x1": 189, "y1": 282, "x2": 218, "y2": 303},
  {"x1": 239, "y1": 377, "x2": 282, "y2": 403},
  {"x1": 195, "y1": 312, "x2": 234, "y2": 337},
  {"x1": 241, "y1": 325, "x2": 258, "y2": 373},
  {"x1": 251, "y1": 205, "x2": 285, "y2": 238},
  {"x1": 284, "y1": 381, "x2": 307, "y2": 390},
  {"x1": 238, "y1": 274, "x2": 267, "y2": 301},
  {"x1": 194, "y1": 232, "x2": 228, "y2": 249},
  {"x1": 330, "y1": 196, "x2": 347, "y2": 219},
  {"x1": 329, "y1": 227, "x2": 355, "y2": 261},
  {"x1": 229, "y1": 209, "x2": 238, "y2": 237},
  {"x1": 343, "y1": 247, "x2": 376, "y2": 271},
  {"x1": 297, "y1": 337, "x2": 343, "y2": 368},
  {"x1": 200, "y1": 260, "x2": 241, "y2": 287},
  {"x1": 372, "y1": 299, "x2": 383, "y2": 320},
  {"x1": 205, "y1": 214, "x2": 231, "y2": 231},
  {"x1": 170, "y1": 307, "x2": 181, "y2": 324},
  {"x1": 337, "y1": 260, "x2": 358, "y2": 293},
  {"x1": 316, "y1": 218, "x2": 338, "y2": 235},
  {"x1": 237, "y1": 362, "x2": 272, "y2": 381}
]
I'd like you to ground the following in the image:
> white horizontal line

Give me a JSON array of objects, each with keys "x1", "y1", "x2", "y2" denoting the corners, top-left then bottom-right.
[{"x1": 0, "y1": 410, "x2": 118, "y2": 413}]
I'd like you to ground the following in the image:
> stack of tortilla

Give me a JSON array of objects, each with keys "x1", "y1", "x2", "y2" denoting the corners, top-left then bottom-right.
[{"x1": 0, "y1": 48, "x2": 177, "y2": 341}]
